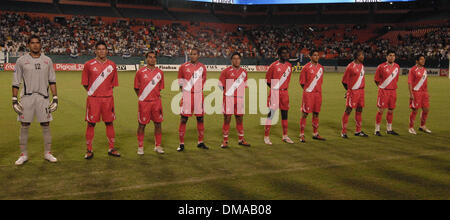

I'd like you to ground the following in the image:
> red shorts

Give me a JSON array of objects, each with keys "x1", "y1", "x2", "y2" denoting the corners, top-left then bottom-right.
[
  {"x1": 377, "y1": 89, "x2": 397, "y2": 109},
  {"x1": 346, "y1": 89, "x2": 365, "y2": 108},
  {"x1": 410, "y1": 91, "x2": 430, "y2": 109},
  {"x1": 223, "y1": 96, "x2": 245, "y2": 116},
  {"x1": 138, "y1": 99, "x2": 163, "y2": 124},
  {"x1": 301, "y1": 92, "x2": 322, "y2": 113},
  {"x1": 86, "y1": 96, "x2": 116, "y2": 123},
  {"x1": 268, "y1": 90, "x2": 289, "y2": 111},
  {"x1": 180, "y1": 92, "x2": 204, "y2": 117}
]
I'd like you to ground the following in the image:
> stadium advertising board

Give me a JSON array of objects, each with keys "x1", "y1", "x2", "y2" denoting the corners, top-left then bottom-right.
[{"x1": 189, "y1": 0, "x2": 415, "y2": 5}]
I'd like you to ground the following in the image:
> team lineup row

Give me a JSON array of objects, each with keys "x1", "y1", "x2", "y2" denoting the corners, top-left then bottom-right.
[{"x1": 10, "y1": 36, "x2": 432, "y2": 165}]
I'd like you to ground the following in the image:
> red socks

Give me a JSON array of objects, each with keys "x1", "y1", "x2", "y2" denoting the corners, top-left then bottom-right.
[
  {"x1": 342, "y1": 112, "x2": 349, "y2": 134},
  {"x1": 386, "y1": 111, "x2": 394, "y2": 124},
  {"x1": 300, "y1": 117, "x2": 306, "y2": 136},
  {"x1": 282, "y1": 120, "x2": 288, "y2": 136},
  {"x1": 86, "y1": 125, "x2": 94, "y2": 152},
  {"x1": 179, "y1": 122, "x2": 186, "y2": 144},
  {"x1": 420, "y1": 111, "x2": 428, "y2": 127},
  {"x1": 236, "y1": 121, "x2": 244, "y2": 141},
  {"x1": 223, "y1": 121, "x2": 230, "y2": 142},
  {"x1": 264, "y1": 119, "x2": 272, "y2": 137},
  {"x1": 355, "y1": 111, "x2": 362, "y2": 133},
  {"x1": 376, "y1": 111, "x2": 383, "y2": 125},
  {"x1": 409, "y1": 111, "x2": 418, "y2": 128},
  {"x1": 197, "y1": 121, "x2": 204, "y2": 143},
  {"x1": 137, "y1": 132, "x2": 144, "y2": 148},
  {"x1": 106, "y1": 124, "x2": 115, "y2": 149},
  {"x1": 312, "y1": 116, "x2": 319, "y2": 135},
  {"x1": 155, "y1": 132, "x2": 162, "y2": 147}
]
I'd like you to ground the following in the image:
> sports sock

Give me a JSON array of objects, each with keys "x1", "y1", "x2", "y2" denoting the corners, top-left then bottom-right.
[
  {"x1": 137, "y1": 132, "x2": 144, "y2": 148},
  {"x1": 312, "y1": 116, "x2": 319, "y2": 135},
  {"x1": 223, "y1": 121, "x2": 230, "y2": 142},
  {"x1": 197, "y1": 121, "x2": 204, "y2": 143},
  {"x1": 179, "y1": 122, "x2": 186, "y2": 144},
  {"x1": 19, "y1": 125, "x2": 30, "y2": 156},
  {"x1": 106, "y1": 124, "x2": 115, "y2": 150},
  {"x1": 236, "y1": 120, "x2": 244, "y2": 141},
  {"x1": 300, "y1": 117, "x2": 306, "y2": 136},
  {"x1": 155, "y1": 132, "x2": 162, "y2": 147},
  {"x1": 42, "y1": 125, "x2": 52, "y2": 154},
  {"x1": 86, "y1": 124, "x2": 95, "y2": 152},
  {"x1": 420, "y1": 111, "x2": 428, "y2": 127},
  {"x1": 282, "y1": 120, "x2": 288, "y2": 136},
  {"x1": 342, "y1": 112, "x2": 349, "y2": 134},
  {"x1": 375, "y1": 111, "x2": 383, "y2": 126},
  {"x1": 386, "y1": 111, "x2": 394, "y2": 131},
  {"x1": 355, "y1": 111, "x2": 362, "y2": 133},
  {"x1": 264, "y1": 118, "x2": 272, "y2": 137},
  {"x1": 409, "y1": 111, "x2": 418, "y2": 129}
]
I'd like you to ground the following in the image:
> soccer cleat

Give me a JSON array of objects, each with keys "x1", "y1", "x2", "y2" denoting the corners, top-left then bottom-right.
[
  {"x1": 177, "y1": 144, "x2": 185, "y2": 152},
  {"x1": 419, "y1": 127, "x2": 432, "y2": 134},
  {"x1": 197, "y1": 142, "x2": 209, "y2": 150},
  {"x1": 154, "y1": 146, "x2": 165, "y2": 154},
  {"x1": 312, "y1": 134, "x2": 326, "y2": 141},
  {"x1": 355, "y1": 131, "x2": 369, "y2": 137},
  {"x1": 108, "y1": 148, "x2": 121, "y2": 157},
  {"x1": 137, "y1": 147, "x2": 144, "y2": 155},
  {"x1": 408, "y1": 128, "x2": 417, "y2": 135},
  {"x1": 15, "y1": 154, "x2": 28, "y2": 166},
  {"x1": 264, "y1": 136, "x2": 272, "y2": 145},
  {"x1": 341, "y1": 133, "x2": 348, "y2": 139},
  {"x1": 44, "y1": 152, "x2": 58, "y2": 163},
  {"x1": 282, "y1": 136, "x2": 294, "y2": 144},
  {"x1": 238, "y1": 139, "x2": 251, "y2": 147},
  {"x1": 220, "y1": 141, "x2": 229, "y2": 149},
  {"x1": 299, "y1": 135, "x2": 306, "y2": 143},
  {"x1": 387, "y1": 130, "x2": 399, "y2": 136},
  {"x1": 374, "y1": 131, "x2": 382, "y2": 136},
  {"x1": 84, "y1": 151, "x2": 94, "y2": 160}
]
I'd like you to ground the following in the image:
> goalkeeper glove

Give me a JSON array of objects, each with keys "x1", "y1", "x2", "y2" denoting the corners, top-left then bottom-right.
[
  {"x1": 49, "y1": 96, "x2": 58, "y2": 113},
  {"x1": 12, "y1": 97, "x2": 23, "y2": 115}
]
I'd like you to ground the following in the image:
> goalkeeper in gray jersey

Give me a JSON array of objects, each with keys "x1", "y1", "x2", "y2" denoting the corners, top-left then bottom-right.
[{"x1": 12, "y1": 35, "x2": 59, "y2": 165}]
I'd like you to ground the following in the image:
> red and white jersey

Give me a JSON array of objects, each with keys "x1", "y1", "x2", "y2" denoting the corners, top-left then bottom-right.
[
  {"x1": 408, "y1": 65, "x2": 428, "y2": 92},
  {"x1": 342, "y1": 62, "x2": 365, "y2": 90},
  {"x1": 82, "y1": 59, "x2": 118, "y2": 97},
  {"x1": 219, "y1": 66, "x2": 248, "y2": 97},
  {"x1": 134, "y1": 66, "x2": 164, "y2": 102},
  {"x1": 300, "y1": 62, "x2": 324, "y2": 93},
  {"x1": 266, "y1": 60, "x2": 292, "y2": 90},
  {"x1": 375, "y1": 62, "x2": 400, "y2": 90},
  {"x1": 178, "y1": 62, "x2": 207, "y2": 93}
]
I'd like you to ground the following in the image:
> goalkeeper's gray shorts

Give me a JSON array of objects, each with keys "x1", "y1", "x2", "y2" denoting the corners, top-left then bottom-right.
[{"x1": 18, "y1": 94, "x2": 53, "y2": 123}]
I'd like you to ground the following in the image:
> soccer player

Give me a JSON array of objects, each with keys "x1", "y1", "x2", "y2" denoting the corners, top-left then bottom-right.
[
  {"x1": 177, "y1": 48, "x2": 208, "y2": 152},
  {"x1": 299, "y1": 50, "x2": 326, "y2": 143},
  {"x1": 82, "y1": 41, "x2": 120, "y2": 159},
  {"x1": 218, "y1": 52, "x2": 251, "y2": 148},
  {"x1": 264, "y1": 47, "x2": 294, "y2": 145},
  {"x1": 134, "y1": 51, "x2": 165, "y2": 155},
  {"x1": 12, "y1": 35, "x2": 59, "y2": 165},
  {"x1": 408, "y1": 55, "x2": 431, "y2": 135},
  {"x1": 341, "y1": 50, "x2": 369, "y2": 138},
  {"x1": 374, "y1": 50, "x2": 400, "y2": 136}
]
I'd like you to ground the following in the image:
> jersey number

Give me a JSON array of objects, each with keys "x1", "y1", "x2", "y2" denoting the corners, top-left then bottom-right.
[{"x1": 35, "y1": 63, "x2": 41, "y2": 70}]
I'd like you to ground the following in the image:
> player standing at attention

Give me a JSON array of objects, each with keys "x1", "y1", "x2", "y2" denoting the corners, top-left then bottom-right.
[
  {"x1": 374, "y1": 50, "x2": 400, "y2": 136},
  {"x1": 299, "y1": 50, "x2": 326, "y2": 143},
  {"x1": 177, "y1": 48, "x2": 208, "y2": 152},
  {"x1": 82, "y1": 41, "x2": 120, "y2": 159},
  {"x1": 134, "y1": 51, "x2": 165, "y2": 155},
  {"x1": 408, "y1": 55, "x2": 432, "y2": 135},
  {"x1": 264, "y1": 47, "x2": 294, "y2": 145},
  {"x1": 341, "y1": 51, "x2": 369, "y2": 138},
  {"x1": 12, "y1": 35, "x2": 59, "y2": 165},
  {"x1": 218, "y1": 52, "x2": 251, "y2": 148}
]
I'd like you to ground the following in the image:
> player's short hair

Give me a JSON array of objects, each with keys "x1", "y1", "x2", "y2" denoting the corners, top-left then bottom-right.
[
  {"x1": 309, "y1": 49, "x2": 319, "y2": 56},
  {"x1": 95, "y1": 41, "x2": 107, "y2": 49},
  {"x1": 353, "y1": 50, "x2": 364, "y2": 60},
  {"x1": 277, "y1": 46, "x2": 289, "y2": 56},
  {"x1": 145, "y1": 51, "x2": 157, "y2": 58},
  {"x1": 191, "y1": 48, "x2": 200, "y2": 54},
  {"x1": 231, "y1": 52, "x2": 241, "y2": 60},
  {"x1": 387, "y1": 50, "x2": 396, "y2": 56},
  {"x1": 416, "y1": 54, "x2": 425, "y2": 61},
  {"x1": 28, "y1": 35, "x2": 41, "y2": 44}
]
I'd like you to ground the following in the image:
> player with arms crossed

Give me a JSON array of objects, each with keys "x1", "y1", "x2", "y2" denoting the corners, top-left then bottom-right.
[
  {"x1": 82, "y1": 41, "x2": 120, "y2": 159},
  {"x1": 408, "y1": 55, "x2": 432, "y2": 135},
  {"x1": 299, "y1": 50, "x2": 326, "y2": 143},
  {"x1": 264, "y1": 47, "x2": 294, "y2": 145},
  {"x1": 12, "y1": 35, "x2": 59, "y2": 165},
  {"x1": 134, "y1": 51, "x2": 165, "y2": 155},
  {"x1": 177, "y1": 48, "x2": 208, "y2": 152},
  {"x1": 341, "y1": 51, "x2": 369, "y2": 138},
  {"x1": 218, "y1": 52, "x2": 251, "y2": 148},
  {"x1": 374, "y1": 50, "x2": 400, "y2": 136}
]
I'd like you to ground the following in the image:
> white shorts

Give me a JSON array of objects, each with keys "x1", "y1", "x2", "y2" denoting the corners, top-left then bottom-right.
[{"x1": 18, "y1": 94, "x2": 53, "y2": 123}]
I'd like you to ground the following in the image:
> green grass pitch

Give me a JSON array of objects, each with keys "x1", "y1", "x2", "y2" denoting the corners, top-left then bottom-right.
[{"x1": 0, "y1": 70, "x2": 449, "y2": 200}]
